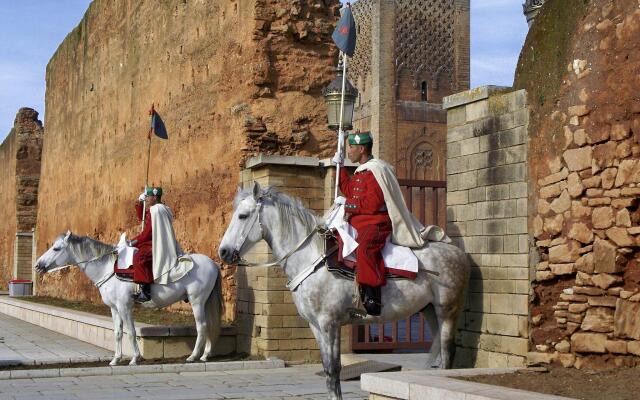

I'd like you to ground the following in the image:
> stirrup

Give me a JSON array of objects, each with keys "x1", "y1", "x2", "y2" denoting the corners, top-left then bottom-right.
[{"x1": 347, "y1": 307, "x2": 367, "y2": 319}]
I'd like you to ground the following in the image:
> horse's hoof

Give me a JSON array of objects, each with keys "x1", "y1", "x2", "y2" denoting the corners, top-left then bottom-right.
[
  {"x1": 186, "y1": 356, "x2": 197, "y2": 363},
  {"x1": 199, "y1": 355, "x2": 209, "y2": 362},
  {"x1": 129, "y1": 358, "x2": 139, "y2": 366},
  {"x1": 109, "y1": 359, "x2": 119, "y2": 366}
]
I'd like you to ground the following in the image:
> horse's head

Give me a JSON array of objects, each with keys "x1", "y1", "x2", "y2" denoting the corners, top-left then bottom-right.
[
  {"x1": 34, "y1": 230, "x2": 75, "y2": 273},
  {"x1": 219, "y1": 182, "x2": 266, "y2": 264}
]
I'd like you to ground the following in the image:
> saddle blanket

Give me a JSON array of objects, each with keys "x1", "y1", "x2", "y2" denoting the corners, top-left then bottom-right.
[
  {"x1": 114, "y1": 233, "x2": 194, "y2": 283},
  {"x1": 325, "y1": 204, "x2": 419, "y2": 279}
]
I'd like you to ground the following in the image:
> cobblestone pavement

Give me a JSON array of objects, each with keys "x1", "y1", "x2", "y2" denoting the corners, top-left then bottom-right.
[
  {"x1": 0, "y1": 365, "x2": 367, "y2": 400},
  {"x1": 0, "y1": 313, "x2": 112, "y2": 365}
]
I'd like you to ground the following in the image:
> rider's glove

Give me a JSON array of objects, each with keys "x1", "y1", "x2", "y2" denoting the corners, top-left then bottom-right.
[
  {"x1": 127, "y1": 239, "x2": 138, "y2": 247},
  {"x1": 334, "y1": 196, "x2": 346, "y2": 206},
  {"x1": 138, "y1": 192, "x2": 146, "y2": 202},
  {"x1": 331, "y1": 151, "x2": 344, "y2": 166}
]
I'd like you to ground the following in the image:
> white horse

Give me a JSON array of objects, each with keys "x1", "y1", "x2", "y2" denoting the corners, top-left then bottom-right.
[
  {"x1": 34, "y1": 231, "x2": 224, "y2": 366},
  {"x1": 218, "y1": 183, "x2": 470, "y2": 400}
]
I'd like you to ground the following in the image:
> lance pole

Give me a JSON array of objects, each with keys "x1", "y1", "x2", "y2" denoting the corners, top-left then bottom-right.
[
  {"x1": 141, "y1": 103, "x2": 154, "y2": 231},
  {"x1": 334, "y1": 52, "x2": 348, "y2": 200}
]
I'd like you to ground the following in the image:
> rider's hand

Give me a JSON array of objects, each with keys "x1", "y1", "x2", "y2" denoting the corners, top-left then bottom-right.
[
  {"x1": 138, "y1": 192, "x2": 146, "y2": 202},
  {"x1": 127, "y1": 239, "x2": 138, "y2": 247},
  {"x1": 334, "y1": 196, "x2": 346, "y2": 205},
  {"x1": 331, "y1": 151, "x2": 344, "y2": 166}
]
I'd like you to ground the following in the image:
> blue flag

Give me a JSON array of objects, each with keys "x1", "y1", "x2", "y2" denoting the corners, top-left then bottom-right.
[
  {"x1": 151, "y1": 111, "x2": 168, "y2": 139},
  {"x1": 332, "y1": 6, "x2": 357, "y2": 57}
]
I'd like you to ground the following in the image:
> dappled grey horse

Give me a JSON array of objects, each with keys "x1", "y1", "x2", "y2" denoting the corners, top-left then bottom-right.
[
  {"x1": 35, "y1": 231, "x2": 224, "y2": 365},
  {"x1": 219, "y1": 183, "x2": 470, "y2": 400}
]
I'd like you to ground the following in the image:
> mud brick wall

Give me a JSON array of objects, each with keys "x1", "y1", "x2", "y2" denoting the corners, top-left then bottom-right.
[
  {"x1": 444, "y1": 86, "x2": 531, "y2": 368},
  {"x1": 35, "y1": 0, "x2": 340, "y2": 308},
  {"x1": 0, "y1": 108, "x2": 43, "y2": 288}
]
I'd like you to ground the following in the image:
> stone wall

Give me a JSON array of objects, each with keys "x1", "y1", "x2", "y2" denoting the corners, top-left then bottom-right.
[
  {"x1": 517, "y1": 0, "x2": 640, "y2": 368},
  {"x1": 0, "y1": 108, "x2": 43, "y2": 288},
  {"x1": 444, "y1": 86, "x2": 530, "y2": 368},
  {"x1": 35, "y1": 0, "x2": 340, "y2": 311},
  {"x1": 0, "y1": 128, "x2": 17, "y2": 288}
]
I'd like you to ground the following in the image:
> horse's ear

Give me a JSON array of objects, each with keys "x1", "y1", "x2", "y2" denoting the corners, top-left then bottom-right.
[
  {"x1": 252, "y1": 181, "x2": 262, "y2": 201},
  {"x1": 64, "y1": 230, "x2": 71, "y2": 242}
]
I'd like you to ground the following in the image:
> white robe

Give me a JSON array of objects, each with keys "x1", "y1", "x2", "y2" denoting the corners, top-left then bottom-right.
[
  {"x1": 150, "y1": 204, "x2": 192, "y2": 284},
  {"x1": 355, "y1": 158, "x2": 450, "y2": 248}
]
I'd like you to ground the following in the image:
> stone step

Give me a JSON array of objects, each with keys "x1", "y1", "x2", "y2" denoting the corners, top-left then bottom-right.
[{"x1": 0, "y1": 296, "x2": 236, "y2": 359}]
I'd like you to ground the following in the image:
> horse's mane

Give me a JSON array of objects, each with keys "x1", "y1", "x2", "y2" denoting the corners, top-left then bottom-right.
[
  {"x1": 235, "y1": 186, "x2": 323, "y2": 241},
  {"x1": 65, "y1": 234, "x2": 115, "y2": 261}
]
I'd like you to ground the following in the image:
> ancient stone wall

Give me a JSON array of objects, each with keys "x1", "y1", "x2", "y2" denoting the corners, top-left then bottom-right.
[
  {"x1": 517, "y1": 0, "x2": 640, "y2": 368},
  {"x1": 444, "y1": 87, "x2": 530, "y2": 368},
  {"x1": 0, "y1": 129, "x2": 17, "y2": 288},
  {"x1": 0, "y1": 108, "x2": 43, "y2": 288},
  {"x1": 36, "y1": 0, "x2": 340, "y2": 313}
]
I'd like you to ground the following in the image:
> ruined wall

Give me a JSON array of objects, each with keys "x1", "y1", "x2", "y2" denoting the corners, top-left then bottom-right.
[
  {"x1": 516, "y1": 0, "x2": 640, "y2": 368},
  {"x1": 0, "y1": 108, "x2": 43, "y2": 288},
  {"x1": 0, "y1": 130, "x2": 17, "y2": 288},
  {"x1": 36, "y1": 0, "x2": 340, "y2": 315},
  {"x1": 444, "y1": 87, "x2": 530, "y2": 368}
]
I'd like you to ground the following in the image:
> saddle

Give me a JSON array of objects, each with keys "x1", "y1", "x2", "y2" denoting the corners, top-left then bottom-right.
[
  {"x1": 323, "y1": 234, "x2": 415, "y2": 281},
  {"x1": 114, "y1": 259, "x2": 134, "y2": 282}
]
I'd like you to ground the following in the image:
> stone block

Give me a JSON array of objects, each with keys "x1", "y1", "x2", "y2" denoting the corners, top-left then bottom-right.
[
  {"x1": 459, "y1": 137, "x2": 480, "y2": 156},
  {"x1": 486, "y1": 183, "x2": 511, "y2": 200},
  {"x1": 510, "y1": 182, "x2": 528, "y2": 199},
  {"x1": 448, "y1": 204, "x2": 477, "y2": 223},
  {"x1": 606, "y1": 227, "x2": 634, "y2": 247},
  {"x1": 466, "y1": 100, "x2": 490, "y2": 121},
  {"x1": 581, "y1": 307, "x2": 614, "y2": 333},
  {"x1": 593, "y1": 240, "x2": 621, "y2": 273},
  {"x1": 628, "y1": 341, "x2": 640, "y2": 356},
  {"x1": 568, "y1": 222, "x2": 594, "y2": 244},
  {"x1": 550, "y1": 263, "x2": 575, "y2": 275},
  {"x1": 505, "y1": 217, "x2": 527, "y2": 234},
  {"x1": 592, "y1": 207, "x2": 614, "y2": 229},
  {"x1": 549, "y1": 242, "x2": 580, "y2": 263},
  {"x1": 571, "y1": 332, "x2": 607, "y2": 353},
  {"x1": 486, "y1": 314, "x2": 520, "y2": 336},
  {"x1": 564, "y1": 146, "x2": 593, "y2": 171},
  {"x1": 447, "y1": 190, "x2": 468, "y2": 205},
  {"x1": 477, "y1": 164, "x2": 526, "y2": 186},
  {"x1": 614, "y1": 299, "x2": 640, "y2": 340},
  {"x1": 592, "y1": 273, "x2": 621, "y2": 289}
]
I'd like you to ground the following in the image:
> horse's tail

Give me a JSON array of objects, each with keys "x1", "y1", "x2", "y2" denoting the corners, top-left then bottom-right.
[{"x1": 205, "y1": 265, "x2": 224, "y2": 349}]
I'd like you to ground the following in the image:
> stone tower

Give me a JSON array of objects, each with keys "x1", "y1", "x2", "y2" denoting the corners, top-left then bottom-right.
[{"x1": 348, "y1": 0, "x2": 470, "y2": 180}]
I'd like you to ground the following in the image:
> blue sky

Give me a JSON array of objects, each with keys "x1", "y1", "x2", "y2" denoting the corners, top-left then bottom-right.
[{"x1": 0, "y1": 0, "x2": 528, "y2": 142}]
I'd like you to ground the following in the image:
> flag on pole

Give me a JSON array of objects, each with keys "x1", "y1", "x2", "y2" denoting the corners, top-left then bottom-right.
[
  {"x1": 151, "y1": 109, "x2": 168, "y2": 139},
  {"x1": 332, "y1": 5, "x2": 357, "y2": 57}
]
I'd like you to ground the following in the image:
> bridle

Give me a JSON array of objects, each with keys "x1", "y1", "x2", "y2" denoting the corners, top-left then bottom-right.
[
  {"x1": 42, "y1": 243, "x2": 117, "y2": 288},
  {"x1": 233, "y1": 200, "x2": 326, "y2": 280}
]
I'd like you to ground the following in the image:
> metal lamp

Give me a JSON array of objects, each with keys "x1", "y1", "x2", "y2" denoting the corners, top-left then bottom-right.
[{"x1": 322, "y1": 61, "x2": 358, "y2": 131}]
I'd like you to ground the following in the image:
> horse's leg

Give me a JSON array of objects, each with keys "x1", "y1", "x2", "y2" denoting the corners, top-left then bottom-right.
[
  {"x1": 309, "y1": 323, "x2": 342, "y2": 400},
  {"x1": 109, "y1": 307, "x2": 123, "y2": 366},
  {"x1": 435, "y1": 305, "x2": 458, "y2": 369},
  {"x1": 201, "y1": 274, "x2": 223, "y2": 362},
  {"x1": 121, "y1": 307, "x2": 140, "y2": 365},
  {"x1": 421, "y1": 304, "x2": 442, "y2": 368},
  {"x1": 187, "y1": 298, "x2": 207, "y2": 362}
]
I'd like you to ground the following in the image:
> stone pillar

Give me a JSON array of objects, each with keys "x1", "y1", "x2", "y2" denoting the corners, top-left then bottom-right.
[{"x1": 444, "y1": 86, "x2": 531, "y2": 367}]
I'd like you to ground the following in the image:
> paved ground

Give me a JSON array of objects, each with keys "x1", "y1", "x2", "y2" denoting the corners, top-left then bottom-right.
[
  {"x1": 0, "y1": 365, "x2": 368, "y2": 400},
  {"x1": 0, "y1": 313, "x2": 113, "y2": 365}
]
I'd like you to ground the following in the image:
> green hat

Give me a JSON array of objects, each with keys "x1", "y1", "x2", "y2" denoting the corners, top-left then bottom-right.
[
  {"x1": 347, "y1": 131, "x2": 373, "y2": 145},
  {"x1": 146, "y1": 187, "x2": 163, "y2": 197}
]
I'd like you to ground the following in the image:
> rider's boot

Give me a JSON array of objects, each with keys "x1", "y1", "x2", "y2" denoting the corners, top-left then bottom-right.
[
  {"x1": 134, "y1": 284, "x2": 152, "y2": 303},
  {"x1": 362, "y1": 285, "x2": 382, "y2": 316}
]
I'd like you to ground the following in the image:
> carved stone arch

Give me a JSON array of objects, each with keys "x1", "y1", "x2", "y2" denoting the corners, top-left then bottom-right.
[{"x1": 408, "y1": 138, "x2": 436, "y2": 180}]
